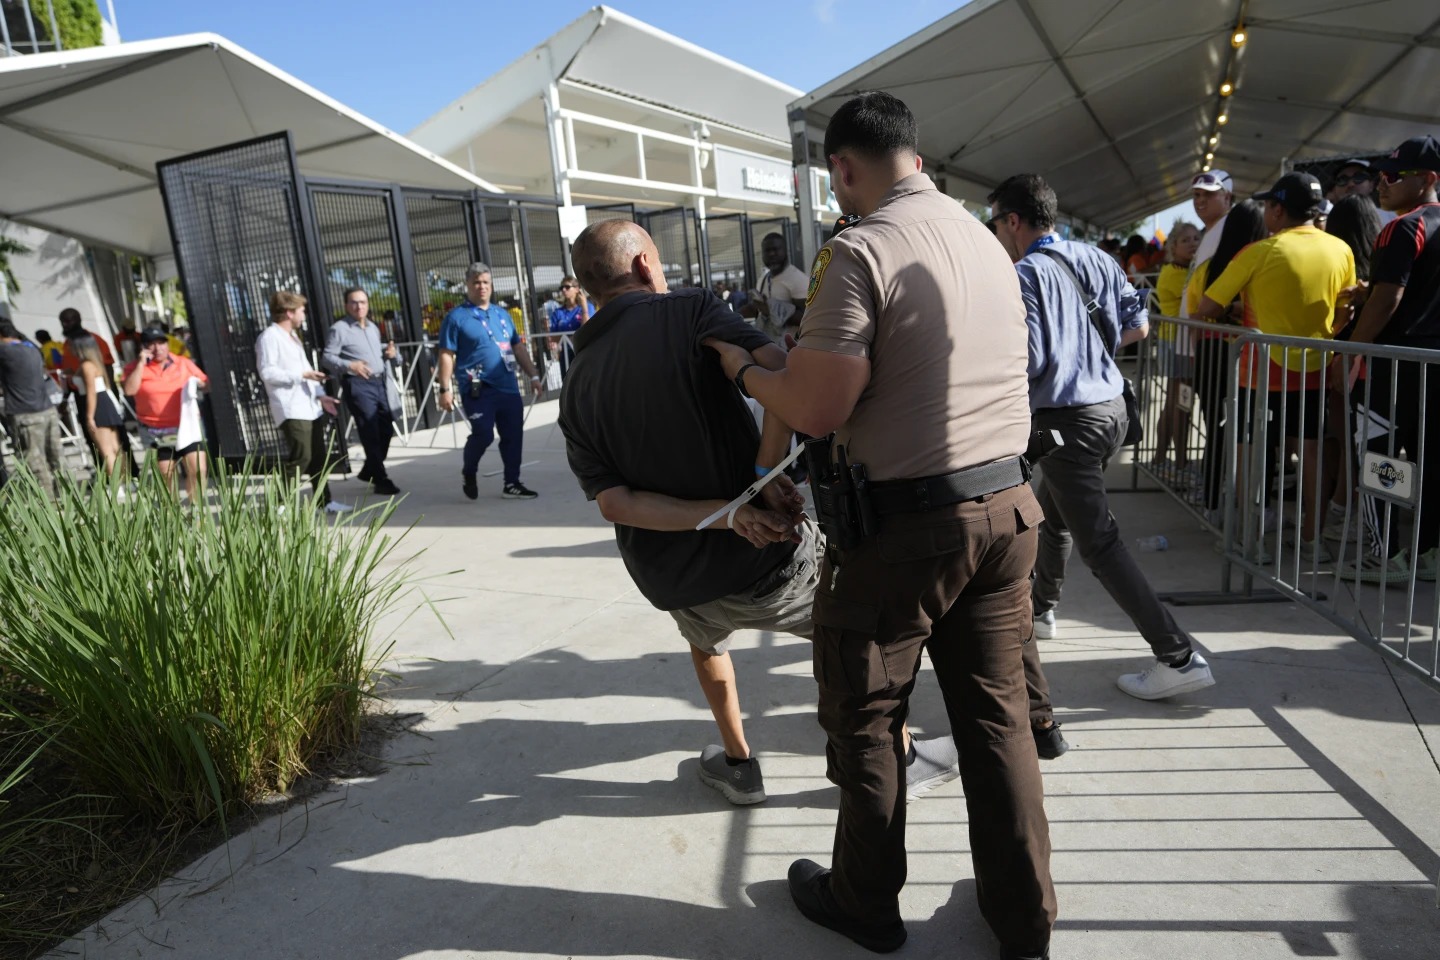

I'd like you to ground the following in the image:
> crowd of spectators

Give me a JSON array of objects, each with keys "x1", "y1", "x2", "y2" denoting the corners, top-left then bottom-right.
[
  {"x1": 0, "y1": 308, "x2": 208, "y2": 501},
  {"x1": 1137, "y1": 135, "x2": 1440, "y2": 585}
]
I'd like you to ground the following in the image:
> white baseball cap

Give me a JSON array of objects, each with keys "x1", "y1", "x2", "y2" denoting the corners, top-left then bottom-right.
[{"x1": 1191, "y1": 170, "x2": 1234, "y2": 193}]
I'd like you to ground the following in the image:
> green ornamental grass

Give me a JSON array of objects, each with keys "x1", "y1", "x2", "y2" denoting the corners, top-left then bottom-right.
[{"x1": 0, "y1": 464, "x2": 411, "y2": 826}]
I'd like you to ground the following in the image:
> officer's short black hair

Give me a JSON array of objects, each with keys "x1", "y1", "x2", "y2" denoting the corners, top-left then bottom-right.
[
  {"x1": 987, "y1": 174, "x2": 1058, "y2": 232},
  {"x1": 823, "y1": 91, "x2": 918, "y2": 161}
]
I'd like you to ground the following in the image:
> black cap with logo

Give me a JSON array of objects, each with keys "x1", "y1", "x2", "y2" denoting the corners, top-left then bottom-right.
[
  {"x1": 1254, "y1": 172, "x2": 1325, "y2": 217},
  {"x1": 1374, "y1": 136, "x2": 1440, "y2": 174}
]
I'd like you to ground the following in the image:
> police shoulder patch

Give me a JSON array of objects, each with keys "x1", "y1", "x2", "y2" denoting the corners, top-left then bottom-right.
[{"x1": 807, "y1": 247, "x2": 833, "y2": 307}]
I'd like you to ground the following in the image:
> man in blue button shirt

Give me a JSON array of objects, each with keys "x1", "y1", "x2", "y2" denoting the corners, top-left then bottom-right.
[
  {"x1": 435, "y1": 262, "x2": 544, "y2": 500},
  {"x1": 989, "y1": 174, "x2": 1216, "y2": 702}
]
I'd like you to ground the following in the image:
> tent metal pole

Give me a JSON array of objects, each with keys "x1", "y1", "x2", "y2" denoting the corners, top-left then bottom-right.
[
  {"x1": 21, "y1": 0, "x2": 39, "y2": 54},
  {"x1": 45, "y1": 0, "x2": 60, "y2": 51}
]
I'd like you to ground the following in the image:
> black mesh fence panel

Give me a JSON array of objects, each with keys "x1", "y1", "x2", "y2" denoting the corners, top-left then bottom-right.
[
  {"x1": 646, "y1": 207, "x2": 700, "y2": 289},
  {"x1": 586, "y1": 203, "x2": 636, "y2": 226},
  {"x1": 156, "y1": 133, "x2": 311, "y2": 462},
  {"x1": 704, "y1": 214, "x2": 750, "y2": 292},
  {"x1": 309, "y1": 189, "x2": 408, "y2": 340},
  {"x1": 522, "y1": 204, "x2": 567, "y2": 337},
  {"x1": 480, "y1": 203, "x2": 526, "y2": 313},
  {"x1": 404, "y1": 192, "x2": 475, "y2": 337}
]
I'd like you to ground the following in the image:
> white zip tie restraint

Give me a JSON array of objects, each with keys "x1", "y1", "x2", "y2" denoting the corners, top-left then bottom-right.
[{"x1": 696, "y1": 444, "x2": 806, "y2": 531}]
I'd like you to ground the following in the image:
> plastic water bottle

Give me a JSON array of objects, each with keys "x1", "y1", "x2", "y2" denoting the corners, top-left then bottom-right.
[{"x1": 1135, "y1": 535, "x2": 1169, "y2": 552}]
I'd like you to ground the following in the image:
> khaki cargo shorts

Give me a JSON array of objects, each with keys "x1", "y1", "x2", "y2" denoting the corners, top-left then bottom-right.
[{"x1": 669, "y1": 519, "x2": 822, "y2": 654}]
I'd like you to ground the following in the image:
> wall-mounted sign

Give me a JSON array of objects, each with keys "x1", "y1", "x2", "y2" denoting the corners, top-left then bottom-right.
[{"x1": 713, "y1": 145, "x2": 794, "y2": 205}]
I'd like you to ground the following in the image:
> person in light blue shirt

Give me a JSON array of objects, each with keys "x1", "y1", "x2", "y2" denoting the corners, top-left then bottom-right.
[
  {"x1": 1014, "y1": 228, "x2": 1148, "y2": 411},
  {"x1": 990, "y1": 173, "x2": 1215, "y2": 704},
  {"x1": 435, "y1": 262, "x2": 544, "y2": 501}
]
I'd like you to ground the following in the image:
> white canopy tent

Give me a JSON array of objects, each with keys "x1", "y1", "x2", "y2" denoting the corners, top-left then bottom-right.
[
  {"x1": 791, "y1": 0, "x2": 1440, "y2": 259},
  {"x1": 410, "y1": 5, "x2": 802, "y2": 218},
  {"x1": 0, "y1": 33, "x2": 501, "y2": 259}
]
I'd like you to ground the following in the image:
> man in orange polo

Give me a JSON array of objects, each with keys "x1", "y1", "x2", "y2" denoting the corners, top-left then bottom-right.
[{"x1": 122, "y1": 325, "x2": 210, "y2": 501}]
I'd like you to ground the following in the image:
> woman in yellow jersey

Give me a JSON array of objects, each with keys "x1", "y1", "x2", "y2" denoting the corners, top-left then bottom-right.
[
  {"x1": 1151, "y1": 222, "x2": 1200, "y2": 478},
  {"x1": 1187, "y1": 200, "x2": 1268, "y2": 515}
]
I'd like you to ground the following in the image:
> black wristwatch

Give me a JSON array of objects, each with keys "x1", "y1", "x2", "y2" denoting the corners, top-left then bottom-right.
[{"x1": 734, "y1": 362, "x2": 760, "y2": 399}]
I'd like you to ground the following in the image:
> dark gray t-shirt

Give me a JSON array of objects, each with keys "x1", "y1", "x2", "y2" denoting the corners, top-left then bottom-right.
[
  {"x1": 559, "y1": 288, "x2": 794, "y2": 611},
  {"x1": 0, "y1": 341, "x2": 51, "y2": 415}
]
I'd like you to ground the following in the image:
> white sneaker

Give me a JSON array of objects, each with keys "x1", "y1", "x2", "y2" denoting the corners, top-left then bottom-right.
[
  {"x1": 1299, "y1": 538, "x2": 1332, "y2": 565},
  {"x1": 324, "y1": 500, "x2": 353, "y2": 514},
  {"x1": 1321, "y1": 504, "x2": 1366, "y2": 545},
  {"x1": 1116, "y1": 653, "x2": 1216, "y2": 701},
  {"x1": 1033, "y1": 609, "x2": 1057, "y2": 640},
  {"x1": 1352, "y1": 549, "x2": 1412, "y2": 586},
  {"x1": 905, "y1": 735, "x2": 960, "y2": 803}
]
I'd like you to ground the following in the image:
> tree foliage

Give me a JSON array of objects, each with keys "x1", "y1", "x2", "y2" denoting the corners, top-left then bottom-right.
[
  {"x1": 0, "y1": 235, "x2": 33, "y2": 302},
  {"x1": 28, "y1": 0, "x2": 104, "y2": 51}
]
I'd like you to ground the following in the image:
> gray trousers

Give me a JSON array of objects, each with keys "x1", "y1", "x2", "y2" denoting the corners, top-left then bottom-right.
[
  {"x1": 8, "y1": 407, "x2": 65, "y2": 499},
  {"x1": 1030, "y1": 396, "x2": 1193, "y2": 666}
]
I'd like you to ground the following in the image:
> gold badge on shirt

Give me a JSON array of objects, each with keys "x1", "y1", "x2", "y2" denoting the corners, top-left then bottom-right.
[{"x1": 807, "y1": 247, "x2": 833, "y2": 307}]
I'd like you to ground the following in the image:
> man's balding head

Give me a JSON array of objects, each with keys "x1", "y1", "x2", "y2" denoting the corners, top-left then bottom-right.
[{"x1": 570, "y1": 220, "x2": 667, "y2": 305}]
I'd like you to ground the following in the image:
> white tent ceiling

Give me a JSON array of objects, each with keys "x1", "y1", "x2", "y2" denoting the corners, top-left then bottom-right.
[
  {"x1": 0, "y1": 33, "x2": 500, "y2": 257},
  {"x1": 793, "y1": 0, "x2": 1440, "y2": 229}
]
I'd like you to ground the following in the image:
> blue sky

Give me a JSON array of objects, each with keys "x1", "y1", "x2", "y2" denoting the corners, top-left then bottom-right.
[{"x1": 115, "y1": 0, "x2": 954, "y2": 134}]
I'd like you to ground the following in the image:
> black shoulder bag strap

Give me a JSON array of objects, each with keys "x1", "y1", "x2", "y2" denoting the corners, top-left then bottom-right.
[
  {"x1": 1037, "y1": 246, "x2": 1112, "y2": 358},
  {"x1": 1036, "y1": 245, "x2": 1143, "y2": 446}
]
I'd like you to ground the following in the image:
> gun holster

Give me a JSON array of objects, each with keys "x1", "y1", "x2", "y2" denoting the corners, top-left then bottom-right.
[{"x1": 803, "y1": 436, "x2": 876, "y2": 550}]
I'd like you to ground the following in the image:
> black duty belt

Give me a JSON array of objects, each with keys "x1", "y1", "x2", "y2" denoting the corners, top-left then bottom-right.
[{"x1": 868, "y1": 457, "x2": 1029, "y2": 516}]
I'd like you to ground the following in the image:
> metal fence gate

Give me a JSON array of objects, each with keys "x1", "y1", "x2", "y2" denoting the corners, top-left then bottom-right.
[
  {"x1": 156, "y1": 132, "x2": 564, "y2": 463},
  {"x1": 645, "y1": 206, "x2": 702, "y2": 289},
  {"x1": 157, "y1": 132, "x2": 313, "y2": 463},
  {"x1": 705, "y1": 214, "x2": 751, "y2": 292}
]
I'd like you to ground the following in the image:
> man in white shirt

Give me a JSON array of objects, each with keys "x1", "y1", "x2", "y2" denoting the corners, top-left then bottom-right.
[
  {"x1": 1187, "y1": 169, "x2": 1234, "y2": 298},
  {"x1": 257, "y1": 291, "x2": 350, "y2": 514},
  {"x1": 742, "y1": 233, "x2": 809, "y2": 338}
]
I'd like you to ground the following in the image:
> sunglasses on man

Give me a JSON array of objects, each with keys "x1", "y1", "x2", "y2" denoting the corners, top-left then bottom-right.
[
  {"x1": 1379, "y1": 169, "x2": 1432, "y2": 184},
  {"x1": 1333, "y1": 172, "x2": 1372, "y2": 186}
]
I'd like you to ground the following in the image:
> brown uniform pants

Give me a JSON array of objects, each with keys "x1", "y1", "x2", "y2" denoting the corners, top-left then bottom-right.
[{"x1": 812, "y1": 482, "x2": 1056, "y2": 952}]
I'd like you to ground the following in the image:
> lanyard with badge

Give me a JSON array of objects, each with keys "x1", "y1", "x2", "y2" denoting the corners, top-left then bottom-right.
[{"x1": 469, "y1": 304, "x2": 517, "y2": 379}]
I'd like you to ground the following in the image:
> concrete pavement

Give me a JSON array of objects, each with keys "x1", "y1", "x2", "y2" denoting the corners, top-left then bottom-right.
[{"x1": 48, "y1": 401, "x2": 1440, "y2": 960}]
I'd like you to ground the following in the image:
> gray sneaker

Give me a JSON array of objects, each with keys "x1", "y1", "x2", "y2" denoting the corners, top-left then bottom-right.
[
  {"x1": 698, "y1": 744, "x2": 765, "y2": 805},
  {"x1": 905, "y1": 735, "x2": 960, "y2": 802}
]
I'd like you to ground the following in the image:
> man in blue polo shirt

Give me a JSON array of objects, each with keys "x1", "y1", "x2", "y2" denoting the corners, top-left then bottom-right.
[{"x1": 435, "y1": 262, "x2": 544, "y2": 500}]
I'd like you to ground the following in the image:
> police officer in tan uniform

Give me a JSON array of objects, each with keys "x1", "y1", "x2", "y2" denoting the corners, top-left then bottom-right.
[{"x1": 706, "y1": 92, "x2": 1055, "y2": 959}]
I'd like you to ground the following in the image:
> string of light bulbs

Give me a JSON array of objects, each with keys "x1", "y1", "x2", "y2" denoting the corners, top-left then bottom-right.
[{"x1": 1201, "y1": 10, "x2": 1248, "y2": 175}]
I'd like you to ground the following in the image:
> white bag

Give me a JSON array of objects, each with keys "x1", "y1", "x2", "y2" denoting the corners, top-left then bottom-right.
[{"x1": 176, "y1": 377, "x2": 204, "y2": 449}]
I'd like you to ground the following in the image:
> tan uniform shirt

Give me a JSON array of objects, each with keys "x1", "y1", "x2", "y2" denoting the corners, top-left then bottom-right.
[{"x1": 796, "y1": 173, "x2": 1031, "y2": 481}]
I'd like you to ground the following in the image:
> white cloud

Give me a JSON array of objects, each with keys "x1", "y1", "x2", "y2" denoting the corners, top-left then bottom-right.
[{"x1": 814, "y1": 0, "x2": 837, "y2": 24}]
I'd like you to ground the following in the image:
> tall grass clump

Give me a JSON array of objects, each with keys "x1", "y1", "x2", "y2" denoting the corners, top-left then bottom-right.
[{"x1": 0, "y1": 464, "x2": 411, "y2": 826}]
